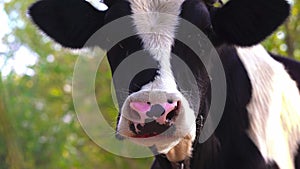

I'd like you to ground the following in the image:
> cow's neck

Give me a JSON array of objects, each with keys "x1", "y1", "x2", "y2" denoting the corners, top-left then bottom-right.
[{"x1": 154, "y1": 103, "x2": 207, "y2": 169}]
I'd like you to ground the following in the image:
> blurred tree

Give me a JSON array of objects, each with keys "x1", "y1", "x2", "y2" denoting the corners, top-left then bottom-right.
[
  {"x1": 0, "y1": 73, "x2": 25, "y2": 169},
  {"x1": 263, "y1": 0, "x2": 300, "y2": 60}
]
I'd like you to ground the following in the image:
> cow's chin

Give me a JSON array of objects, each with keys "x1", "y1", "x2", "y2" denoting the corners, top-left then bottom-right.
[
  {"x1": 128, "y1": 122, "x2": 196, "y2": 157},
  {"x1": 116, "y1": 93, "x2": 197, "y2": 156}
]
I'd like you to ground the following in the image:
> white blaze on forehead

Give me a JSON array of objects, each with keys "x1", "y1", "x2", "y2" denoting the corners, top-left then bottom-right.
[
  {"x1": 128, "y1": 0, "x2": 185, "y2": 91},
  {"x1": 119, "y1": 0, "x2": 197, "y2": 156},
  {"x1": 237, "y1": 45, "x2": 300, "y2": 169},
  {"x1": 129, "y1": 0, "x2": 185, "y2": 55}
]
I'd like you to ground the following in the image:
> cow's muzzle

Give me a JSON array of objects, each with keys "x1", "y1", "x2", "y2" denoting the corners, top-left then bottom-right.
[{"x1": 128, "y1": 100, "x2": 181, "y2": 138}]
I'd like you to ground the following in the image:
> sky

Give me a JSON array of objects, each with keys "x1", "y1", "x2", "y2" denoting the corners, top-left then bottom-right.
[{"x1": 0, "y1": 1, "x2": 38, "y2": 77}]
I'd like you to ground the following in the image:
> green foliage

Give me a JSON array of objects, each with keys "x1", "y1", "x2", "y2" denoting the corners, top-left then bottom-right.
[
  {"x1": 0, "y1": 0, "x2": 300, "y2": 169},
  {"x1": 263, "y1": 0, "x2": 300, "y2": 60}
]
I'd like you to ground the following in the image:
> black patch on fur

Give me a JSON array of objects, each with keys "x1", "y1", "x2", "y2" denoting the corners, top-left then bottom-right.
[
  {"x1": 295, "y1": 145, "x2": 300, "y2": 169},
  {"x1": 181, "y1": 0, "x2": 211, "y2": 32},
  {"x1": 211, "y1": 0, "x2": 290, "y2": 46},
  {"x1": 29, "y1": 0, "x2": 106, "y2": 48},
  {"x1": 152, "y1": 155, "x2": 172, "y2": 169},
  {"x1": 129, "y1": 68, "x2": 159, "y2": 93},
  {"x1": 180, "y1": 0, "x2": 222, "y2": 46},
  {"x1": 267, "y1": 162, "x2": 280, "y2": 169},
  {"x1": 28, "y1": 0, "x2": 131, "y2": 48}
]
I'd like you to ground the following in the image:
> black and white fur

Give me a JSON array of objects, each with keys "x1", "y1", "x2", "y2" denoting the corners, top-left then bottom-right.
[{"x1": 28, "y1": 0, "x2": 300, "y2": 168}]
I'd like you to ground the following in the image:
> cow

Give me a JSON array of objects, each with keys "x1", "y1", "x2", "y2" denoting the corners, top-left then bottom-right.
[{"x1": 28, "y1": 0, "x2": 300, "y2": 169}]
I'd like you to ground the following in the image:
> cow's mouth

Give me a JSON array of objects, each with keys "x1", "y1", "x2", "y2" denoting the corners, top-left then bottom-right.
[{"x1": 129, "y1": 102, "x2": 180, "y2": 138}]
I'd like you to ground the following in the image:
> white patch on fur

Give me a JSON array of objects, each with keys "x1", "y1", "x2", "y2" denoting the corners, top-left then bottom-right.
[
  {"x1": 236, "y1": 45, "x2": 300, "y2": 169},
  {"x1": 117, "y1": 0, "x2": 197, "y2": 155},
  {"x1": 128, "y1": 0, "x2": 185, "y2": 92}
]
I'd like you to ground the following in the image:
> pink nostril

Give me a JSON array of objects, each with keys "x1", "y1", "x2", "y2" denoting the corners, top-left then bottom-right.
[
  {"x1": 130, "y1": 102, "x2": 151, "y2": 113},
  {"x1": 129, "y1": 102, "x2": 151, "y2": 124},
  {"x1": 129, "y1": 101, "x2": 179, "y2": 125},
  {"x1": 161, "y1": 102, "x2": 177, "y2": 113},
  {"x1": 156, "y1": 102, "x2": 178, "y2": 125}
]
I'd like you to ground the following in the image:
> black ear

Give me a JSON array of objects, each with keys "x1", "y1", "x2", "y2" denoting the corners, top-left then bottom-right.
[
  {"x1": 28, "y1": 0, "x2": 108, "y2": 48},
  {"x1": 211, "y1": 0, "x2": 290, "y2": 46}
]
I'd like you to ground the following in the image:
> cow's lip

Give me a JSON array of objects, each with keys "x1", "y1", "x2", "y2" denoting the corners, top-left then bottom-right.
[{"x1": 131, "y1": 132, "x2": 160, "y2": 138}]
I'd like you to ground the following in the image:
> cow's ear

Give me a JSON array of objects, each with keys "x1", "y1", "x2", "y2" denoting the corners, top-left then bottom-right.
[
  {"x1": 28, "y1": 0, "x2": 109, "y2": 48},
  {"x1": 211, "y1": 0, "x2": 290, "y2": 46}
]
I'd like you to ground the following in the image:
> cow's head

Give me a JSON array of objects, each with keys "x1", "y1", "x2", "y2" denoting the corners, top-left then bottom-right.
[{"x1": 29, "y1": 0, "x2": 290, "y2": 162}]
